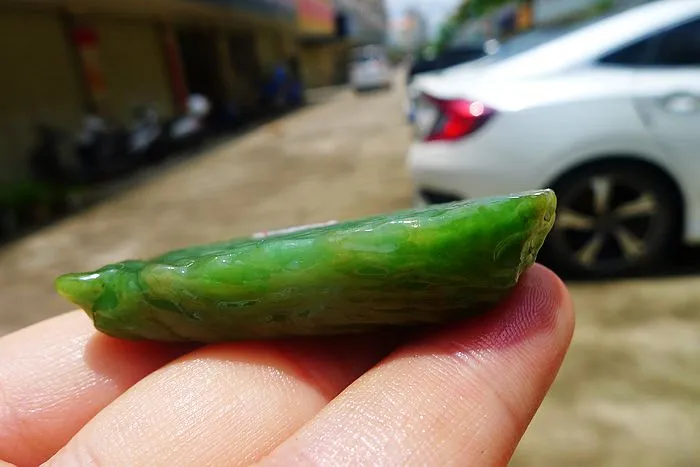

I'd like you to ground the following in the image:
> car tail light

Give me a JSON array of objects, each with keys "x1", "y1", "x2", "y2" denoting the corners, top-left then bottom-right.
[{"x1": 415, "y1": 94, "x2": 495, "y2": 142}]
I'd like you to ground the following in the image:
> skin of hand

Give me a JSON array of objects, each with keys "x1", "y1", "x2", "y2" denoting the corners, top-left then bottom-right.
[{"x1": 0, "y1": 264, "x2": 574, "y2": 467}]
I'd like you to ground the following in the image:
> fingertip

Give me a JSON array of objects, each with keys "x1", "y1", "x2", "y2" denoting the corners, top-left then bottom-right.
[
  {"x1": 256, "y1": 265, "x2": 576, "y2": 466},
  {"x1": 518, "y1": 263, "x2": 575, "y2": 346},
  {"x1": 401, "y1": 263, "x2": 573, "y2": 357}
]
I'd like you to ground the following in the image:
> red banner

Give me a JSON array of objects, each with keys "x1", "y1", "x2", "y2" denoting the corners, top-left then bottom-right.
[
  {"x1": 162, "y1": 29, "x2": 190, "y2": 112},
  {"x1": 71, "y1": 26, "x2": 107, "y2": 103},
  {"x1": 297, "y1": 0, "x2": 335, "y2": 36}
]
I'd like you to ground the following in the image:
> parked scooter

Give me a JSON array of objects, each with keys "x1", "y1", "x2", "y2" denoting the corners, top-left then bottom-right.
[
  {"x1": 29, "y1": 125, "x2": 72, "y2": 185},
  {"x1": 163, "y1": 94, "x2": 211, "y2": 153},
  {"x1": 74, "y1": 112, "x2": 109, "y2": 181},
  {"x1": 128, "y1": 104, "x2": 166, "y2": 165},
  {"x1": 259, "y1": 63, "x2": 305, "y2": 116}
]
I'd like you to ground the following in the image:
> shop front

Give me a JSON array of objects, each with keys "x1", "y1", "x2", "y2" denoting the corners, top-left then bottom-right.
[
  {"x1": 180, "y1": 0, "x2": 299, "y2": 117},
  {"x1": 338, "y1": 0, "x2": 387, "y2": 46},
  {"x1": 73, "y1": 19, "x2": 175, "y2": 124},
  {"x1": 0, "y1": 7, "x2": 85, "y2": 181},
  {"x1": 0, "y1": 0, "x2": 302, "y2": 184},
  {"x1": 297, "y1": 0, "x2": 338, "y2": 88}
]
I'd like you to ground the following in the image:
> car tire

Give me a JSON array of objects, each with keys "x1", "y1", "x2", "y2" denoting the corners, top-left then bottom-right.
[{"x1": 542, "y1": 161, "x2": 682, "y2": 278}]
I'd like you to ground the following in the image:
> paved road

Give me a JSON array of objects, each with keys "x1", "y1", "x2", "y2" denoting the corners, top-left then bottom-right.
[{"x1": 0, "y1": 76, "x2": 698, "y2": 467}]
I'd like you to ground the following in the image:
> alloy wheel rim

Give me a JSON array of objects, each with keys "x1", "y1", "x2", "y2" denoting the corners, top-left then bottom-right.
[{"x1": 552, "y1": 174, "x2": 665, "y2": 272}]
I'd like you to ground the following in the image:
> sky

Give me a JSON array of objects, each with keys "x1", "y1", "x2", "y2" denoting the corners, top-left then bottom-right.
[{"x1": 385, "y1": 0, "x2": 462, "y2": 38}]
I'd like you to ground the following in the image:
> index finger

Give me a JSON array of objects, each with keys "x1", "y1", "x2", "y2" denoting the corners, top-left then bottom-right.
[
  {"x1": 260, "y1": 264, "x2": 575, "y2": 466},
  {"x1": 0, "y1": 311, "x2": 194, "y2": 466}
]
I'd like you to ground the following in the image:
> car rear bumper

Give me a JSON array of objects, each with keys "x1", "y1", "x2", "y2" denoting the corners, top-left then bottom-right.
[{"x1": 407, "y1": 140, "x2": 543, "y2": 206}]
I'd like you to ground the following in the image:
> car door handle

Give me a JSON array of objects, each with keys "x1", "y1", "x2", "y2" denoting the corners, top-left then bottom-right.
[{"x1": 659, "y1": 92, "x2": 700, "y2": 114}]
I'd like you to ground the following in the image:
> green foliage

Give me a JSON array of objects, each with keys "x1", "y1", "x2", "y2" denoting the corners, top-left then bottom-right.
[
  {"x1": 386, "y1": 46, "x2": 406, "y2": 65},
  {"x1": 0, "y1": 180, "x2": 83, "y2": 209},
  {"x1": 432, "y1": 0, "x2": 519, "y2": 52},
  {"x1": 537, "y1": 0, "x2": 615, "y2": 27},
  {"x1": 592, "y1": 0, "x2": 615, "y2": 15}
]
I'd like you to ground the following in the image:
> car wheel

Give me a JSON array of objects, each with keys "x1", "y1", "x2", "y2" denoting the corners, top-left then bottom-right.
[{"x1": 544, "y1": 162, "x2": 681, "y2": 278}]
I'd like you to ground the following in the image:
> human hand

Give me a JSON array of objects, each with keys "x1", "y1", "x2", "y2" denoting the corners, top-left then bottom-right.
[{"x1": 0, "y1": 264, "x2": 573, "y2": 466}]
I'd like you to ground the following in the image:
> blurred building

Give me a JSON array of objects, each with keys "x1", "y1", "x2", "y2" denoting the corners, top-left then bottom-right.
[
  {"x1": 0, "y1": 0, "x2": 309, "y2": 182},
  {"x1": 335, "y1": 0, "x2": 388, "y2": 45},
  {"x1": 451, "y1": 0, "x2": 654, "y2": 48},
  {"x1": 0, "y1": 0, "x2": 390, "y2": 182},
  {"x1": 296, "y1": 0, "x2": 388, "y2": 85},
  {"x1": 0, "y1": 0, "x2": 389, "y2": 182},
  {"x1": 395, "y1": 8, "x2": 429, "y2": 52},
  {"x1": 297, "y1": 0, "x2": 340, "y2": 88}
]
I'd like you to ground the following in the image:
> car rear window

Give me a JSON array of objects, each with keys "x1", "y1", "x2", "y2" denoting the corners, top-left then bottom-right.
[{"x1": 352, "y1": 46, "x2": 386, "y2": 63}]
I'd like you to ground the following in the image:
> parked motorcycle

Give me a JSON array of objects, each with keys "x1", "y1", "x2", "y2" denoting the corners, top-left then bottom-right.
[
  {"x1": 162, "y1": 94, "x2": 211, "y2": 153},
  {"x1": 128, "y1": 105, "x2": 167, "y2": 165},
  {"x1": 260, "y1": 64, "x2": 305, "y2": 115},
  {"x1": 74, "y1": 112, "x2": 131, "y2": 182}
]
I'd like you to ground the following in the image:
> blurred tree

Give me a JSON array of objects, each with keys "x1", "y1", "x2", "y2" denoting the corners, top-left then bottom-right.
[
  {"x1": 432, "y1": 0, "x2": 615, "y2": 54},
  {"x1": 432, "y1": 0, "x2": 533, "y2": 52},
  {"x1": 592, "y1": 0, "x2": 615, "y2": 16}
]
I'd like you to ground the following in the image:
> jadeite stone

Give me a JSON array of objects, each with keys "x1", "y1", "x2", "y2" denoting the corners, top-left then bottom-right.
[{"x1": 55, "y1": 189, "x2": 557, "y2": 342}]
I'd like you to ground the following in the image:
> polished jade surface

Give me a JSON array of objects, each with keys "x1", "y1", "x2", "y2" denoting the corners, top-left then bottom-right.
[{"x1": 55, "y1": 189, "x2": 557, "y2": 342}]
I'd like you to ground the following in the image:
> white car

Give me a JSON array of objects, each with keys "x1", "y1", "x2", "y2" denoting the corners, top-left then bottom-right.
[
  {"x1": 407, "y1": 0, "x2": 700, "y2": 277},
  {"x1": 349, "y1": 45, "x2": 392, "y2": 92}
]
